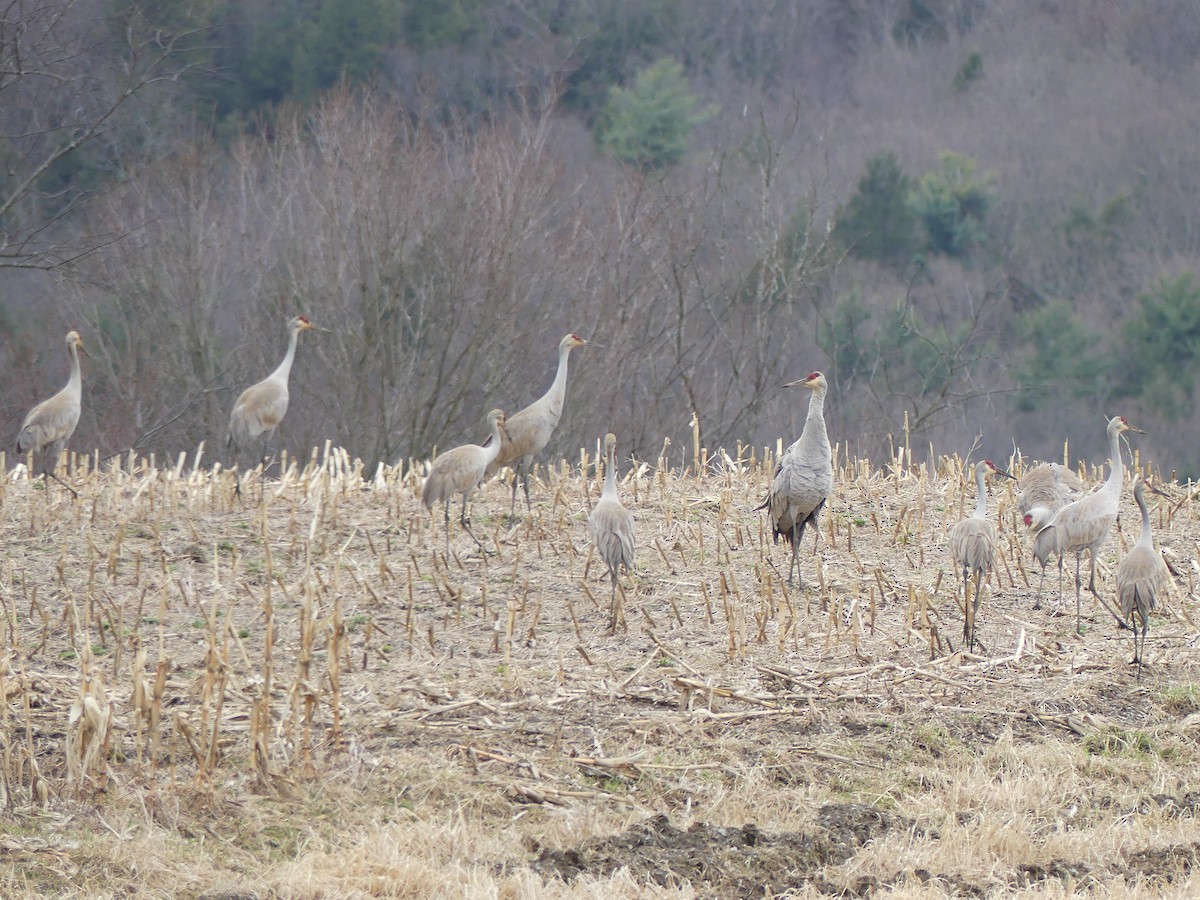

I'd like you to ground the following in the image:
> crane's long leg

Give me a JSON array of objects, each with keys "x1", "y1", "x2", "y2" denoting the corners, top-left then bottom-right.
[
  {"x1": 508, "y1": 471, "x2": 520, "y2": 522},
  {"x1": 1074, "y1": 553, "x2": 1084, "y2": 634},
  {"x1": 1084, "y1": 554, "x2": 1129, "y2": 630},
  {"x1": 961, "y1": 570, "x2": 973, "y2": 648},
  {"x1": 788, "y1": 528, "x2": 802, "y2": 587},
  {"x1": 608, "y1": 570, "x2": 619, "y2": 633},
  {"x1": 1033, "y1": 561, "x2": 1047, "y2": 610},
  {"x1": 521, "y1": 464, "x2": 533, "y2": 517},
  {"x1": 443, "y1": 500, "x2": 451, "y2": 556}
]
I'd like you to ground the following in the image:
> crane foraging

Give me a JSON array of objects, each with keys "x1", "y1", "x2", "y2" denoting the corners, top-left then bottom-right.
[
  {"x1": 948, "y1": 459, "x2": 1015, "y2": 650},
  {"x1": 1018, "y1": 462, "x2": 1086, "y2": 521},
  {"x1": 758, "y1": 371, "x2": 833, "y2": 587},
  {"x1": 227, "y1": 315, "x2": 318, "y2": 476},
  {"x1": 17, "y1": 329, "x2": 88, "y2": 496},
  {"x1": 588, "y1": 433, "x2": 635, "y2": 633},
  {"x1": 1116, "y1": 478, "x2": 1170, "y2": 680},
  {"x1": 1031, "y1": 416, "x2": 1142, "y2": 633},
  {"x1": 422, "y1": 408, "x2": 508, "y2": 553},
  {"x1": 487, "y1": 333, "x2": 595, "y2": 521}
]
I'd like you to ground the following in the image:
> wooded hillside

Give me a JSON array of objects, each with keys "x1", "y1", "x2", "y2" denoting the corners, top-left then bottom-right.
[{"x1": 4, "y1": 0, "x2": 1200, "y2": 475}]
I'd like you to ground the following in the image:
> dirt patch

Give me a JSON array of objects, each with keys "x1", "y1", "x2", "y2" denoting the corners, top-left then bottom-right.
[{"x1": 532, "y1": 804, "x2": 904, "y2": 897}]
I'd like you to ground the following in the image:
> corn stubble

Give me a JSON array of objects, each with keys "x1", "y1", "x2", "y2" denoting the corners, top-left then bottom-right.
[{"x1": 0, "y1": 440, "x2": 1196, "y2": 896}]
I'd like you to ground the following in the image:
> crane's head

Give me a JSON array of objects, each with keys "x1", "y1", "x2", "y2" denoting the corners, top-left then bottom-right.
[
  {"x1": 1140, "y1": 477, "x2": 1170, "y2": 499},
  {"x1": 1109, "y1": 415, "x2": 1144, "y2": 436},
  {"x1": 983, "y1": 459, "x2": 1015, "y2": 480},
  {"x1": 1024, "y1": 505, "x2": 1052, "y2": 531},
  {"x1": 604, "y1": 432, "x2": 617, "y2": 454},
  {"x1": 65, "y1": 330, "x2": 88, "y2": 357},
  {"x1": 561, "y1": 333, "x2": 590, "y2": 350},
  {"x1": 290, "y1": 315, "x2": 317, "y2": 333},
  {"x1": 783, "y1": 370, "x2": 826, "y2": 390}
]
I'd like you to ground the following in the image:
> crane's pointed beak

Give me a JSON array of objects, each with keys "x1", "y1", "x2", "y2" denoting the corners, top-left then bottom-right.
[
  {"x1": 584, "y1": 340, "x2": 605, "y2": 349},
  {"x1": 994, "y1": 469, "x2": 1016, "y2": 480}
]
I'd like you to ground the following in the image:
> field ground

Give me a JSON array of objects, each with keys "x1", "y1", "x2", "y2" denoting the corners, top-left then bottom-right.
[{"x1": 1, "y1": 442, "x2": 1200, "y2": 898}]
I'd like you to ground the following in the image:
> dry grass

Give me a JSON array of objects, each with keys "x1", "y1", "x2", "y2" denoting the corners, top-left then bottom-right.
[{"x1": 0, "y1": 438, "x2": 1199, "y2": 898}]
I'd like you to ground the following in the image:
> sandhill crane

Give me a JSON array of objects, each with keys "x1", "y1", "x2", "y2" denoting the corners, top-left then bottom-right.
[
  {"x1": 948, "y1": 459, "x2": 1014, "y2": 650},
  {"x1": 227, "y1": 315, "x2": 317, "y2": 472},
  {"x1": 1018, "y1": 462, "x2": 1086, "y2": 520},
  {"x1": 488, "y1": 333, "x2": 593, "y2": 520},
  {"x1": 422, "y1": 408, "x2": 507, "y2": 552},
  {"x1": 1116, "y1": 478, "x2": 1170, "y2": 680},
  {"x1": 588, "y1": 433, "x2": 635, "y2": 632},
  {"x1": 1031, "y1": 416, "x2": 1142, "y2": 633},
  {"x1": 757, "y1": 371, "x2": 833, "y2": 587},
  {"x1": 17, "y1": 329, "x2": 87, "y2": 496}
]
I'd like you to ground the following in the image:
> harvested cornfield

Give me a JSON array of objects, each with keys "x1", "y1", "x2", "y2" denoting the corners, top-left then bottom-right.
[{"x1": 1, "y1": 440, "x2": 1199, "y2": 898}]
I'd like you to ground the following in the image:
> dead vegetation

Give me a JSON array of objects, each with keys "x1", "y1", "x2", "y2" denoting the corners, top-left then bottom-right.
[{"x1": 1, "y1": 438, "x2": 1199, "y2": 898}]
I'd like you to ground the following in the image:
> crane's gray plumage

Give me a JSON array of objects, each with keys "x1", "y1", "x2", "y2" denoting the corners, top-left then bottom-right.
[
  {"x1": 1116, "y1": 478, "x2": 1169, "y2": 680},
  {"x1": 1020, "y1": 463, "x2": 1087, "y2": 607},
  {"x1": 589, "y1": 433, "x2": 635, "y2": 632},
  {"x1": 757, "y1": 371, "x2": 833, "y2": 586},
  {"x1": 1031, "y1": 416, "x2": 1142, "y2": 633},
  {"x1": 948, "y1": 459, "x2": 1014, "y2": 650},
  {"x1": 1018, "y1": 463, "x2": 1086, "y2": 519},
  {"x1": 227, "y1": 315, "x2": 316, "y2": 465},
  {"x1": 17, "y1": 329, "x2": 87, "y2": 494},
  {"x1": 423, "y1": 408, "x2": 507, "y2": 551},
  {"x1": 488, "y1": 333, "x2": 592, "y2": 520}
]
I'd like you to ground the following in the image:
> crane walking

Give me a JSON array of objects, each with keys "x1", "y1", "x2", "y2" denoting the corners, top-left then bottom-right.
[
  {"x1": 17, "y1": 330, "x2": 88, "y2": 497},
  {"x1": 488, "y1": 333, "x2": 594, "y2": 521},
  {"x1": 1116, "y1": 478, "x2": 1170, "y2": 680},
  {"x1": 948, "y1": 460, "x2": 1014, "y2": 650},
  {"x1": 423, "y1": 409, "x2": 508, "y2": 553},
  {"x1": 758, "y1": 371, "x2": 833, "y2": 587},
  {"x1": 588, "y1": 433, "x2": 635, "y2": 632},
  {"x1": 1031, "y1": 416, "x2": 1142, "y2": 633},
  {"x1": 227, "y1": 315, "x2": 318, "y2": 482}
]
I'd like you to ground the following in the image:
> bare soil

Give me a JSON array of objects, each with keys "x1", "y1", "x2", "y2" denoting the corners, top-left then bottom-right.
[{"x1": 1, "y1": 446, "x2": 1199, "y2": 898}]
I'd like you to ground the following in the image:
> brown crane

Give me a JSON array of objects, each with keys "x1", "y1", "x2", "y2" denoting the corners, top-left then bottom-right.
[
  {"x1": 588, "y1": 433, "x2": 635, "y2": 632},
  {"x1": 227, "y1": 315, "x2": 317, "y2": 471},
  {"x1": 487, "y1": 333, "x2": 593, "y2": 520},
  {"x1": 17, "y1": 329, "x2": 87, "y2": 496},
  {"x1": 1116, "y1": 478, "x2": 1170, "y2": 680},
  {"x1": 1031, "y1": 416, "x2": 1142, "y2": 633},
  {"x1": 948, "y1": 459, "x2": 1014, "y2": 650},
  {"x1": 422, "y1": 408, "x2": 508, "y2": 552},
  {"x1": 757, "y1": 371, "x2": 833, "y2": 587}
]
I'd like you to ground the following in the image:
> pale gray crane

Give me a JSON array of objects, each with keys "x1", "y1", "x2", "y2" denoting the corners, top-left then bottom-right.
[
  {"x1": 1018, "y1": 462, "x2": 1086, "y2": 520},
  {"x1": 1116, "y1": 478, "x2": 1170, "y2": 680},
  {"x1": 588, "y1": 433, "x2": 635, "y2": 632},
  {"x1": 422, "y1": 408, "x2": 507, "y2": 552},
  {"x1": 1020, "y1": 463, "x2": 1086, "y2": 602},
  {"x1": 16, "y1": 329, "x2": 87, "y2": 496},
  {"x1": 487, "y1": 333, "x2": 593, "y2": 520},
  {"x1": 948, "y1": 459, "x2": 1014, "y2": 650},
  {"x1": 1031, "y1": 416, "x2": 1142, "y2": 633},
  {"x1": 757, "y1": 371, "x2": 833, "y2": 587},
  {"x1": 227, "y1": 315, "x2": 317, "y2": 471}
]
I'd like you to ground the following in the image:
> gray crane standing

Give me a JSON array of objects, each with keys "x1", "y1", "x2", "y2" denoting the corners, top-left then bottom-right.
[
  {"x1": 948, "y1": 459, "x2": 1014, "y2": 650},
  {"x1": 423, "y1": 408, "x2": 508, "y2": 553},
  {"x1": 758, "y1": 371, "x2": 833, "y2": 587},
  {"x1": 1031, "y1": 416, "x2": 1142, "y2": 633},
  {"x1": 17, "y1": 329, "x2": 87, "y2": 496},
  {"x1": 227, "y1": 315, "x2": 318, "y2": 473},
  {"x1": 1116, "y1": 478, "x2": 1170, "y2": 680},
  {"x1": 588, "y1": 432, "x2": 635, "y2": 632},
  {"x1": 487, "y1": 333, "x2": 593, "y2": 521}
]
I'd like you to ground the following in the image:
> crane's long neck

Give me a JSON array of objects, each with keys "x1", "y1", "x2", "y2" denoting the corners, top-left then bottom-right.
[
  {"x1": 66, "y1": 343, "x2": 82, "y2": 398},
  {"x1": 269, "y1": 327, "x2": 301, "y2": 384},
  {"x1": 602, "y1": 448, "x2": 618, "y2": 499},
  {"x1": 973, "y1": 465, "x2": 988, "y2": 518},
  {"x1": 542, "y1": 344, "x2": 573, "y2": 420},
  {"x1": 1102, "y1": 424, "x2": 1124, "y2": 498},
  {"x1": 800, "y1": 383, "x2": 829, "y2": 450},
  {"x1": 1135, "y1": 486, "x2": 1153, "y2": 547},
  {"x1": 483, "y1": 418, "x2": 504, "y2": 467}
]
